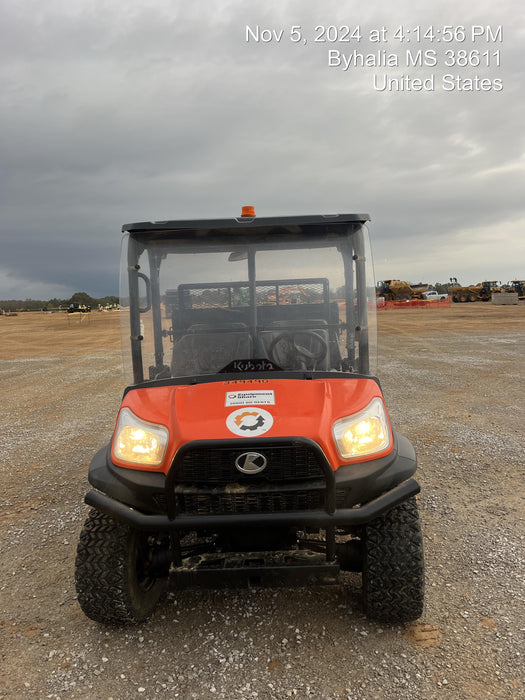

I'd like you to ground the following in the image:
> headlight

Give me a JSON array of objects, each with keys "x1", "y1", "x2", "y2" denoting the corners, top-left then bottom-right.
[
  {"x1": 332, "y1": 397, "x2": 391, "y2": 459},
  {"x1": 112, "y1": 407, "x2": 169, "y2": 466}
]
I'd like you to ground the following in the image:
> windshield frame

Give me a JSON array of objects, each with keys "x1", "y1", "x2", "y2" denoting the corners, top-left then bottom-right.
[{"x1": 120, "y1": 215, "x2": 376, "y2": 386}]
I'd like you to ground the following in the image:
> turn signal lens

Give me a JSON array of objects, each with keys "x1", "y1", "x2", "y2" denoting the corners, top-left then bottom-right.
[
  {"x1": 333, "y1": 397, "x2": 391, "y2": 459},
  {"x1": 112, "y1": 407, "x2": 169, "y2": 466}
]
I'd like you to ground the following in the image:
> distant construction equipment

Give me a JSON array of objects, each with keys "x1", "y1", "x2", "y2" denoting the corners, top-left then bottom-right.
[
  {"x1": 376, "y1": 275, "x2": 524, "y2": 308},
  {"x1": 506, "y1": 280, "x2": 525, "y2": 299},
  {"x1": 376, "y1": 280, "x2": 428, "y2": 301},
  {"x1": 448, "y1": 278, "x2": 504, "y2": 303}
]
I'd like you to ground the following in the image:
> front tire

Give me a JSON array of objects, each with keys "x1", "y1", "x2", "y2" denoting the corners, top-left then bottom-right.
[
  {"x1": 362, "y1": 497, "x2": 424, "y2": 623},
  {"x1": 75, "y1": 510, "x2": 168, "y2": 626}
]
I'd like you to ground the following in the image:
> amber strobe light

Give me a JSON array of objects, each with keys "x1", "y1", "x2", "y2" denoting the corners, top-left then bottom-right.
[{"x1": 241, "y1": 205, "x2": 256, "y2": 217}]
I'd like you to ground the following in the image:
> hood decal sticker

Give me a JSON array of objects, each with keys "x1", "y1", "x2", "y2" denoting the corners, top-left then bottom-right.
[
  {"x1": 225, "y1": 390, "x2": 275, "y2": 407},
  {"x1": 226, "y1": 407, "x2": 274, "y2": 437}
]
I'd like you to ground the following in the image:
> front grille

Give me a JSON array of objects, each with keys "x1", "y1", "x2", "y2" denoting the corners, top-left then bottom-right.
[
  {"x1": 176, "y1": 489, "x2": 324, "y2": 515},
  {"x1": 177, "y1": 443, "x2": 325, "y2": 485},
  {"x1": 165, "y1": 440, "x2": 332, "y2": 517}
]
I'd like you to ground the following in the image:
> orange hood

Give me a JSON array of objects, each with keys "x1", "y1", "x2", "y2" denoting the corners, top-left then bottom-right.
[{"x1": 112, "y1": 377, "x2": 392, "y2": 473}]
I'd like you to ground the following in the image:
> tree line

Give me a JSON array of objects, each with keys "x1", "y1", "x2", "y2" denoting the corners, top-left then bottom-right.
[{"x1": 0, "y1": 292, "x2": 119, "y2": 312}]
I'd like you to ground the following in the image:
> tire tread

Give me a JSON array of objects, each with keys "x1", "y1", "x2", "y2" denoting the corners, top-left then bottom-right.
[
  {"x1": 75, "y1": 510, "x2": 165, "y2": 626},
  {"x1": 363, "y1": 497, "x2": 425, "y2": 623}
]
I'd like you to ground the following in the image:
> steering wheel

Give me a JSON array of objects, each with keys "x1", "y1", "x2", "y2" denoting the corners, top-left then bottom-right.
[{"x1": 268, "y1": 331, "x2": 328, "y2": 369}]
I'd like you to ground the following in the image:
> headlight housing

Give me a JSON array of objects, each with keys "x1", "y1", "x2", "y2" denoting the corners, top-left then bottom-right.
[
  {"x1": 112, "y1": 407, "x2": 169, "y2": 466},
  {"x1": 332, "y1": 397, "x2": 391, "y2": 459}
]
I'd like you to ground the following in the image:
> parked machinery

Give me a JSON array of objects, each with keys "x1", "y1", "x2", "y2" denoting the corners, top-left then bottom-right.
[
  {"x1": 75, "y1": 209, "x2": 425, "y2": 626},
  {"x1": 449, "y1": 278, "x2": 503, "y2": 303},
  {"x1": 376, "y1": 280, "x2": 428, "y2": 301},
  {"x1": 505, "y1": 280, "x2": 525, "y2": 299}
]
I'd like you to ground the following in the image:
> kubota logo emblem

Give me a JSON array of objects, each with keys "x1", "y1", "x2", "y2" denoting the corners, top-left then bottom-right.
[
  {"x1": 235, "y1": 452, "x2": 268, "y2": 474},
  {"x1": 226, "y1": 407, "x2": 274, "y2": 437}
]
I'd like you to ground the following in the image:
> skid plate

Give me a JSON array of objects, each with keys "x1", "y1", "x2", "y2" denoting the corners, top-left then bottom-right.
[{"x1": 169, "y1": 549, "x2": 340, "y2": 589}]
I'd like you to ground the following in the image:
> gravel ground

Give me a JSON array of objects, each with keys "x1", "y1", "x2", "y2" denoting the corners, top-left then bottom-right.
[{"x1": 0, "y1": 307, "x2": 523, "y2": 699}]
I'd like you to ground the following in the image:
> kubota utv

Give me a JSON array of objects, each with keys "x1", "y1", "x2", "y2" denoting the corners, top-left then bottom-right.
[{"x1": 75, "y1": 209, "x2": 424, "y2": 626}]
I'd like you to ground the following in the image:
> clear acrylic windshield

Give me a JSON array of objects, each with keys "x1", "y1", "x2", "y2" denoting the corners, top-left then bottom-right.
[{"x1": 120, "y1": 224, "x2": 377, "y2": 385}]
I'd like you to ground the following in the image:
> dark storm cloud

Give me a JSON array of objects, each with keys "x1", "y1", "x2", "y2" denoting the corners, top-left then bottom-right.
[{"x1": 1, "y1": 0, "x2": 524, "y2": 298}]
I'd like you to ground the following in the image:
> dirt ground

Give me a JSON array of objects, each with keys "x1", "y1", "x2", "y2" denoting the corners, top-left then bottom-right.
[{"x1": 0, "y1": 303, "x2": 523, "y2": 699}]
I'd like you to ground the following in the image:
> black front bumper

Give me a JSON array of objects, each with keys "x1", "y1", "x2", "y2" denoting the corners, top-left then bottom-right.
[
  {"x1": 85, "y1": 432, "x2": 419, "y2": 532},
  {"x1": 86, "y1": 476, "x2": 419, "y2": 531}
]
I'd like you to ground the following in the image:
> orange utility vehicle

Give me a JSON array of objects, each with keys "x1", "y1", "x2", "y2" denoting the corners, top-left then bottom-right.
[{"x1": 75, "y1": 209, "x2": 424, "y2": 625}]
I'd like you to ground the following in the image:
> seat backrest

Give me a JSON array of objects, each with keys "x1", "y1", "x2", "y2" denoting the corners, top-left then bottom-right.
[{"x1": 171, "y1": 324, "x2": 251, "y2": 376}]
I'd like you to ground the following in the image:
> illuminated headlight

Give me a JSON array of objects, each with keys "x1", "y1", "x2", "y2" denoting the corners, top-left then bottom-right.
[
  {"x1": 332, "y1": 397, "x2": 391, "y2": 459},
  {"x1": 113, "y1": 407, "x2": 169, "y2": 466}
]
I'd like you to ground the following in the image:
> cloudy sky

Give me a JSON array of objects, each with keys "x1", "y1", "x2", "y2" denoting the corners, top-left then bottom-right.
[{"x1": 1, "y1": 0, "x2": 524, "y2": 300}]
